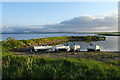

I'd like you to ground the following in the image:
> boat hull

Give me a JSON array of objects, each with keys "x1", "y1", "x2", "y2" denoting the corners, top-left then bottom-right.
[
  {"x1": 34, "y1": 46, "x2": 53, "y2": 51},
  {"x1": 70, "y1": 45, "x2": 80, "y2": 51},
  {"x1": 55, "y1": 46, "x2": 70, "y2": 51},
  {"x1": 87, "y1": 49, "x2": 100, "y2": 52},
  {"x1": 87, "y1": 44, "x2": 100, "y2": 52}
]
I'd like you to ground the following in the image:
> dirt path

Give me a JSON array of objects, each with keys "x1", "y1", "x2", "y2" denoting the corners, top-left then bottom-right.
[{"x1": 14, "y1": 51, "x2": 119, "y2": 61}]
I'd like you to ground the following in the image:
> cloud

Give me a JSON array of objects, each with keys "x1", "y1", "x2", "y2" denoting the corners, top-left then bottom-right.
[
  {"x1": 95, "y1": 27, "x2": 109, "y2": 30},
  {"x1": 43, "y1": 13, "x2": 118, "y2": 32},
  {"x1": 2, "y1": 12, "x2": 118, "y2": 33}
]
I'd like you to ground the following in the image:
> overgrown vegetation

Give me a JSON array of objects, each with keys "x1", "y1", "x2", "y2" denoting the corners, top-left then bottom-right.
[{"x1": 2, "y1": 55, "x2": 120, "y2": 79}]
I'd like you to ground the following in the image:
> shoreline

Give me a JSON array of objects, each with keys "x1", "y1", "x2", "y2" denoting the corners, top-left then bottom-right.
[
  {"x1": 2, "y1": 35, "x2": 106, "y2": 52},
  {"x1": 14, "y1": 51, "x2": 120, "y2": 61}
]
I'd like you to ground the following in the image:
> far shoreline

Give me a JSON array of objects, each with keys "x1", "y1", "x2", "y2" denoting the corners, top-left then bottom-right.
[{"x1": 1, "y1": 31, "x2": 120, "y2": 34}]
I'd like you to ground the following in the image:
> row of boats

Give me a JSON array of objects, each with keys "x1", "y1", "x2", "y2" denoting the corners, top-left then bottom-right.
[{"x1": 33, "y1": 43, "x2": 100, "y2": 52}]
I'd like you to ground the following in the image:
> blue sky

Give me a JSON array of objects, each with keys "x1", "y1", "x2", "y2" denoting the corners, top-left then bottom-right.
[
  {"x1": 2, "y1": 2, "x2": 117, "y2": 26},
  {"x1": 2, "y1": 2, "x2": 118, "y2": 32}
]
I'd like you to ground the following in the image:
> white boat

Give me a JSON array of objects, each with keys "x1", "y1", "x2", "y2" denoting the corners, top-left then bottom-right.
[
  {"x1": 70, "y1": 44, "x2": 80, "y2": 51},
  {"x1": 34, "y1": 45, "x2": 53, "y2": 51},
  {"x1": 55, "y1": 44, "x2": 70, "y2": 51},
  {"x1": 87, "y1": 43, "x2": 100, "y2": 51}
]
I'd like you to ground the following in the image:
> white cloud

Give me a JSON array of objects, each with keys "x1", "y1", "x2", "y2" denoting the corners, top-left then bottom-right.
[
  {"x1": 2, "y1": 12, "x2": 118, "y2": 33},
  {"x1": 95, "y1": 27, "x2": 109, "y2": 30},
  {"x1": 44, "y1": 13, "x2": 118, "y2": 32}
]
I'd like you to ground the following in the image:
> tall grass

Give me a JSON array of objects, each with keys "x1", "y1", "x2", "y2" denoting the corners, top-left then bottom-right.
[{"x1": 2, "y1": 55, "x2": 120, "y2": 79}]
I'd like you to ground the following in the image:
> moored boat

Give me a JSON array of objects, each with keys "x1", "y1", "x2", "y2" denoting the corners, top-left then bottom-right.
[
  {"x1": 55, "y1": 44, "x2": 70, "y2": 51},
  {"x1": 87, "y1": 43, "x2": 100, "y2": 51},
  {"x1": 70, "y1": 44, "x2": 80, "y2": 51},
  {"x1": 34, "y1": 45, "x2": 53, "y2": 51}
]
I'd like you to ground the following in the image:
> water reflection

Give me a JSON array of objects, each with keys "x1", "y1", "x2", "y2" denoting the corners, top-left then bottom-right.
[{"x1": 61, "y1": 36, "x2": 118, "y2": 51}]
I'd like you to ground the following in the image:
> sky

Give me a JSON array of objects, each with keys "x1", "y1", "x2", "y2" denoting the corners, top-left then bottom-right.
[
  {"x1": 1, "y1": 0, "x2": 118, "y2": 2},
  {"x1": 2, "y1": 2, "x2": 118, "y2": 33}
]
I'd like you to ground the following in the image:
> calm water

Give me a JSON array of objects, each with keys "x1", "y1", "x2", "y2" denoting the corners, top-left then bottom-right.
[
  {"x1": 62, "y1": 36, "x2": 118, "y2": 51},
  {"x1": 1, "y1": 33, "x2": 119, "y2": 51},
  {"x1": 2, "y1": 33, "x2": 96, "y2": 41}
]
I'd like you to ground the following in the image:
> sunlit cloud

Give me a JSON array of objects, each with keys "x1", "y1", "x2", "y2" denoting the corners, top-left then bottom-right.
[{"x1": 2, "y1": 12, "x2": 118, "y2": 33}]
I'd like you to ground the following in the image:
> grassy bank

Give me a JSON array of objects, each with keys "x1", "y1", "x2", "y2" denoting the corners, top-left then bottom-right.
[
  {"x1": 1, "y1": 36, "x2": 69, "y2": 52},
  {"x1": 2, "y1": 55, "x2": 120, "y2": 79},
  {"x1": 1, "y1": 35, "x2": 105, "y2": 52}
]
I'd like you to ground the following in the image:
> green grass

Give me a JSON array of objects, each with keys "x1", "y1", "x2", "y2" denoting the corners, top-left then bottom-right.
[
  {"x1": 106, "y1": 60, "x2": 120, "y2": 66},
  {"x1": 2, "y1": 55, "x2": 120, "y2": 79}
]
